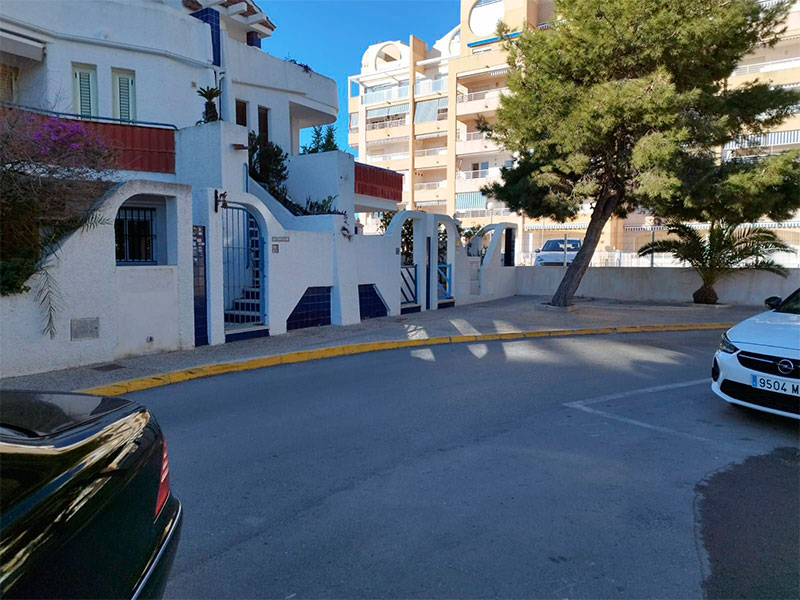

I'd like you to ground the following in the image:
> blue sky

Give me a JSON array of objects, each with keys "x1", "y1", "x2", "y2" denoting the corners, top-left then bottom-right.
[{"x1": 258, "y1": 0, "x2": 460, "y2": 152}]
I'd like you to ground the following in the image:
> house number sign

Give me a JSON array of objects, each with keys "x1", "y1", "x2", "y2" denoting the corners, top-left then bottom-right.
[{"x1": 271, "y1": 236, "x2": 290, "y2": 242}]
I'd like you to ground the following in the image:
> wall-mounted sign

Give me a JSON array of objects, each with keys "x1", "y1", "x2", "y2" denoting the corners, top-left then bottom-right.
[{"x1": 271, "y1": 236, "x2": 290, "y2": 242}]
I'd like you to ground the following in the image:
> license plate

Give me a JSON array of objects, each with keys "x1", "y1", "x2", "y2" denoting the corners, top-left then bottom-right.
[{"x1": 751, "y1": 374, "x2": 800, "y2": 396}]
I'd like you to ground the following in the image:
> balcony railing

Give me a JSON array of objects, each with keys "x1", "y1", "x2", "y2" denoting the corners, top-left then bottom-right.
[
  {"x1": 415, "y1": 78, "x2": 448, "y2": 97},
  {"x1": 456, "y1": 88, "x2": 508, "y2": 103},
  {"x1": 457, "y1": 167, "x2": 502, "y2": 180},
  {"x1": 414, "y1": 181, "x2": 447, "y2": 190},
  {"x1": 724, "y1": 128, "x2": 800, "y2": 150},
  {"x1": 731, "y1": 57, "x2": 800, "y2": 77},
  {"x1": 365, "y1": 118, "x2": 409, "y2": 131},
  {"x1": 368, "y1": 151, "x2": 409, "y2": 162},
  {"x1": 362, "y1": 86, "x2": 409, "y2": 106},
  {"x1": 1, "y1": 102, "x2": 176, "y2": 173},
  {"x1": 459, "y1": 131, "x2": 489, "y2": 141},
  {"x1": 415, "y1": 147, "x2": 448, "y2": 157}
]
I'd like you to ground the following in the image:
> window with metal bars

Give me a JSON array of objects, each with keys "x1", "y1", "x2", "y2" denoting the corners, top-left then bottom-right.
[{"x1": 115, "y1": 207, "x2": 157, "y2": 264}]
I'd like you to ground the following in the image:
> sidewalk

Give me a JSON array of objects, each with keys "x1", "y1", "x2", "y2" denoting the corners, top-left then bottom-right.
[{"x1": 0, "y1": 296, "x2": 757, "y2": 394}]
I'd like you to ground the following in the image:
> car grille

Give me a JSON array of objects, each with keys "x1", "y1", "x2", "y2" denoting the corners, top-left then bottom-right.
[
  {"x1": 737, "y1": 351, "x2": 799, "y2": 380},
  {"x1": 720, "y1": 380, "x2": 799, "y2": 415}
]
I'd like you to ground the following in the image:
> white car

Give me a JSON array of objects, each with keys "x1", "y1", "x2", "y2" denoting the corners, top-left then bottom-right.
[
  {"x1": 711, "y1": 289, "x2": 799, "y2": 419},
  {"x1": 534, "y1": 238, "x2": 582, "y2": 266}
]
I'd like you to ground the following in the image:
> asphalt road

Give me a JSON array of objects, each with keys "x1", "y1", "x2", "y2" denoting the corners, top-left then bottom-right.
[{"x1": 129, "y1": 330, "x2": 799, "y2": 599}]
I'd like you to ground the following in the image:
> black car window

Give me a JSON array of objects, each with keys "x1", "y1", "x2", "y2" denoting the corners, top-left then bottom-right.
[{"x1": 775, "y1": 289, "x2": 800, "y2": 315}]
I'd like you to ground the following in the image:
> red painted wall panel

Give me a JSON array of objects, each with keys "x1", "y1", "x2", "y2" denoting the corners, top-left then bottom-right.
[{"x1": 354, "y1": 162, "x2": 403, "y2": 203}]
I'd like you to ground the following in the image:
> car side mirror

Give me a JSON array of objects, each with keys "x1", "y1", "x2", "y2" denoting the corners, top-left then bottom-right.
[
  {"x1": 534, "y1": 248, "x2": 540, "y2": 254},
  {"x1": 764, "y1": 296, "x2": 782, "y2": 310}
]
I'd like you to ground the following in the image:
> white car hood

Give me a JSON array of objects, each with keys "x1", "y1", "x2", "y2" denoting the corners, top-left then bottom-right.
[
  {"x1": 537, "y1": 251, "x2": 578, "y2": 262},
  {"x1": 727, "y1": 310, "x2": 800, "y2": 352}
]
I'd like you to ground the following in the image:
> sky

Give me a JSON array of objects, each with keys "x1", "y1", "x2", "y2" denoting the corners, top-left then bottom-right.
[{"x1": 256, "y1": 0, "x2": 461, "y2": 153}]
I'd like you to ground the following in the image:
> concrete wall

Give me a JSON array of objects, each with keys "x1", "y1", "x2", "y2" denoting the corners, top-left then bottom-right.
[
  {"x1": 0, "y1": 180, "x2": 194, "y2": 377},
  {"x1": 517, "y1": 266, "x2": 800, "y2": 305}
]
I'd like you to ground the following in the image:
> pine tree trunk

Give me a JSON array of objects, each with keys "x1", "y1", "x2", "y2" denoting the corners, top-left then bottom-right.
[{"x1": 550, "y1": 193, "x2": 618, "y2": 307}]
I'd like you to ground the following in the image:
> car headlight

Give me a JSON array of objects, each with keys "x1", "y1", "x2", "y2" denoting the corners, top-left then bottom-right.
[
  {"x1": 718, "y1": 332, "x2": 739, "y2": 354},
  {"x1": 534, "y1": 257, "x2": 543, "y2": 264}
]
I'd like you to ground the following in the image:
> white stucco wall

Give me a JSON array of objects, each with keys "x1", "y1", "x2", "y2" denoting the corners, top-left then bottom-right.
[
  {"x1": 0, "y1": 180, "x2": 194, "y2": 377},
  {"x1": 516, "y1": 267, "x2": 800, "y2": 305}
]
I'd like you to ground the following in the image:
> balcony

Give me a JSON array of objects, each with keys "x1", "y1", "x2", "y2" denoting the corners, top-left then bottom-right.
[
  {"x1": 362, "y1": 86, "x2": 409, "y2": 106},
  {"x1": 1, "y1": 104, "x2": 176, "y2": 173},
  {"x1": 456, "y1": 131, "x2": 499, "y2": 155},
  {"x1": 367, "y1": 151, "x2": 409, "y2": 163},
  {"x1": 414, "y1": 78, "x2": 448, "y2": 98},
  {"x1": 456, "y1": 88, "x2": 508, "y2": 117},
  {"x1": 731, "y1": 57, "x2": 800, "y2": 78},
  {"x1": 414, "y1": 146, "x2": 448, "y2": 168},
  {"x1": 723, "y1": 128, "x2": 800, "y2": 160},
  {"x1": 456, "y1": 167, "x2": 502, "y2": 193},
  {"x1": 413, "y1": 180, "x2": 449, "y2": 206}
]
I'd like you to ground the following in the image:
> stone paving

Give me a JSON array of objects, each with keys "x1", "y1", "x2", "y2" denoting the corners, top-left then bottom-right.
[{"x1": 0, "y1": 295, "x2": 759, "y2": 393}]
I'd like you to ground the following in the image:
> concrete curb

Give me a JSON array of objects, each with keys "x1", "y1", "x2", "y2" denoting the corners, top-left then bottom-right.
[{"x1": 77, "y1": 322, "x2": 733, "y2": 396}]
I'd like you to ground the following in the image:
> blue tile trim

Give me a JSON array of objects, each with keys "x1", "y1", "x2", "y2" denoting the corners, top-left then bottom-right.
[
  {"x1": 358, "y1": 284, "x2": 388, "y2": 320},
  {"x1": 287, "y1": 287, "x2": 332, "y2": 331},
  {"x1": 190, "y1": 8, "x2": 221, "y2": 66},
  {"x1": 466, "y1": 31, "x2": 521, "y2": 48},
  {"x1": 400, "y1": 305, "x2": 421, "y2": 315},
  {"x1": 225, "y1": 327, "x2": 270, "y2": 343},
  {"x1": 438, "y1": 300, "x2": 455, "y2": 309}
]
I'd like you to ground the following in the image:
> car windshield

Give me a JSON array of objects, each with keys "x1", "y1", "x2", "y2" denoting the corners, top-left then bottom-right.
[
  {"x1": 775, "y1": 289, "x2": 800, "y2": 314},
  {"x1": 542, "y1": 239, "x2": 581, "y2": 252}
]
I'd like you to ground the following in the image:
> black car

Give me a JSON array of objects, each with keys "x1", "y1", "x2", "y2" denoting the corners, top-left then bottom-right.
[{"x1": 0, "y1": 391, "x2": 182, "y2": 599}]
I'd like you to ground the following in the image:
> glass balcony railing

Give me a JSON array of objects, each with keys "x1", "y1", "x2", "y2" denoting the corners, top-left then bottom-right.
[
  {"x1": 362, "y1": 86, "x2": 409, "y2": 106},
  {"x1": 367, "y1": 151, "x2": 409, "y2": 162},
  {"x1": 459, "y1": 131, "x2": 489, "y2": 141},
  {"x1": 414, "y1": 78, "x2": 448, "y2": 97}
]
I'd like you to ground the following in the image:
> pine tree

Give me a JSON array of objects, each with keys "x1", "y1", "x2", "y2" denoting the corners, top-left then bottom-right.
[
  {"x1": 321, "y1": 125, "x2": 339, "y2": 152},
  {"x1": 485, "y1": 0, "x2": 800, "y2": 307},
  {"x1": 301, "y1": 125, "x2": 324, "y2": 154}
]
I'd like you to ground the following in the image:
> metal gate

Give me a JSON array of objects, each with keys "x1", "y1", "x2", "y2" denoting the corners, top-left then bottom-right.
[
  {"x1": 222, "y1": 207, "x2": 264, "y2": 329},
  {"x1": 401, "y1": 265, "x2": 418, "y2": 305}
]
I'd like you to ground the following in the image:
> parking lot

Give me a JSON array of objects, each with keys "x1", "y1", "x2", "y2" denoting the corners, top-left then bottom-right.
[{"x1": 129, "y1": 330, "x2": 799, "y2": 599}]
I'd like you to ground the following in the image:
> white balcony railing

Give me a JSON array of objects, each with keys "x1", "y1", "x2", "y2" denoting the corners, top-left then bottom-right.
[
  {"x1": 367, "y1": 151, "x2": 409, "y2": 163},
  {"x1": 457, "y1": 167, "x2": 502, "y2": 180},
  {"x1": 365, "y1": 118, "x2": 409, "y2": 131},
  {"x1": 415, "y1": 77, "x2": 448, "y2": 97},
  {"x1": 415, "y1": 147, "x2": 448, "y2": 157},
  {"x1": 724, "y1": 128, "x2": 800, "y2": 150},
  {"x1": 362, "y1": 86, "x2": 409, "y2": 106},
  {"x1": 456, "y1": 88, "x2": 509, "y2": 103},
  {"x1": 459, "y1": 131, "x2": 488, "y2": 141},
  {"x1": 731, "y1": 57, "x2": 800, "y2": 77},
  {"x1": 414, "y1": 181, "x2": 447, "y2": 190}
]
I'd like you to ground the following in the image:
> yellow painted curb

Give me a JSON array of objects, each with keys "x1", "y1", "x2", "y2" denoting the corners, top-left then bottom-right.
[{"x1": 77, "y1": 322, "x2": 733, "y2": 397}]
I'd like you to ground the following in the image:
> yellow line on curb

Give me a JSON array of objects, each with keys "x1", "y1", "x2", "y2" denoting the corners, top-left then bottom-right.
[{"x1": 77, "y1": 322, "x2": 733, "y2": 397}]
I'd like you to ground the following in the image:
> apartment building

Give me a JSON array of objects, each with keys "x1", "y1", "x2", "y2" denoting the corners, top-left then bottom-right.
[{"x1": 348, "y1": 0, "x2": 800, "y2": 264}]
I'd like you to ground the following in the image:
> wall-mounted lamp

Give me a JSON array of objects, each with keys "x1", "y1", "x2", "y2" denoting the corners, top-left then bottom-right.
[{"x1": 214, "y1": 189, "x2": 229, "y2": 212}]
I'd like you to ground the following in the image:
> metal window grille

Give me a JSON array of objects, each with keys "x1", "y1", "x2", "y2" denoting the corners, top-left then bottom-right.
[{"x1": 115, "y1": 207, "x2": 156, "y2": 264}]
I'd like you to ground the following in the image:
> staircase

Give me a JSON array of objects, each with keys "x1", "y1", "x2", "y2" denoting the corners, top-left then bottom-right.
[{"x1": 224, "y1": 216, "x2": 263, "y2": 328}]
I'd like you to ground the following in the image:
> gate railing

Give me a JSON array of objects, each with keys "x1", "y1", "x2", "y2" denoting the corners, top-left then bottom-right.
[
  {"x1": 437, "y1": 263, "x2": 452, "y2": 299},
  {"x1": 401, "y1": 264, "x2": 418, "y2": 304}
]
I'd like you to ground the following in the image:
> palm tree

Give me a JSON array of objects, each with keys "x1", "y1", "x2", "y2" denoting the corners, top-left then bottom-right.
[
  {"x1": 638, "y1": 222, "x2": 791, "y2": 304},
  {"x1": 196, "y1": 86, "x2": 221, "y2": 123}
]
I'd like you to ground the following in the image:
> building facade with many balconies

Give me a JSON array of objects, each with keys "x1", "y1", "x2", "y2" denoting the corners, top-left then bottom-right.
[{"x1": 347, "y1": 0, "x2": 800, "y2": 264}]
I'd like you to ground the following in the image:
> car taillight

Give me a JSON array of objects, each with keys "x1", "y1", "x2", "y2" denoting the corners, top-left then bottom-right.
[{"x1": 155, "y1": 436, "x2": 170, "y2": 516}]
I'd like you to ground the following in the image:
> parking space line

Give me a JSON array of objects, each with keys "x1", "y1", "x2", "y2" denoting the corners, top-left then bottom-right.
[{"x1": 564, "y1": 379, "x2": 719, "y2": 444}]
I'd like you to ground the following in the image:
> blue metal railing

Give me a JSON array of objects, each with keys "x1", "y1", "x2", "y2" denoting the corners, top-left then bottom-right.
[
  {"x1": 0, "y1": 101, "x2": 178, "y2": 129},
  {"x1": 401, "y1": 264, "x2": 418, "y2": 305},
  {"x1": 437, "y1": 264, "x2": 452, "y2": 299}
]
